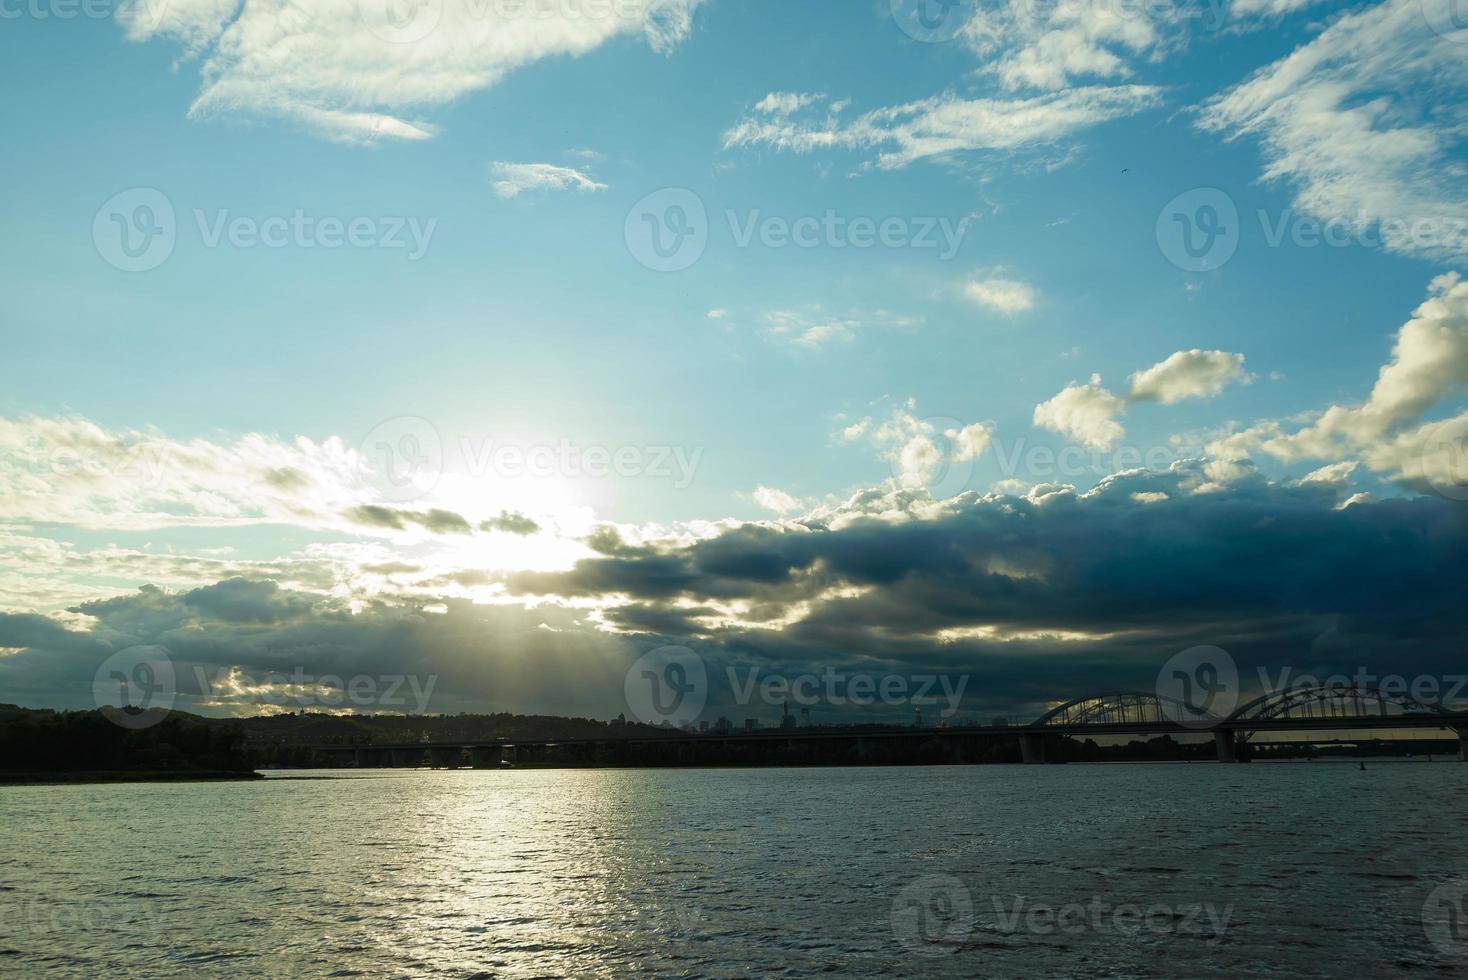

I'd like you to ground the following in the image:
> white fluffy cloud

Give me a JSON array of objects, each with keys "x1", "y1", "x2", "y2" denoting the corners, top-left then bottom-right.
[
  {"x1": 1207, "y1": 274, "x2": 1468, "y2": 494},
  {"x1": 840, "y1": 403, "x2": 993, "y2": 489},
  {"x1": 752, "y1": 485, "x2": 801, "y2": 514},
  {"x1": 1032, "y1": 374, "x2": 1128, "y2": 450},
  {"x1": 1200, "y1": 0, "x2": 1468, "y2": 260},
  {"x1": 117, "y1": 0, "x2": 705, "y2": 141},
  {"x1": 489, "y1": 162, "x2": 608, "y2": 199},
  {"x1": 964, "y1": 275, "x2": 1038, "y2": 314},
  {"x1": 723, "y1": 86, "x2": 1161, "y2": 170},
  {"x1": 1128, "y1": 350, "x2": 1252, "y2": 404},
  {"x1": 1035, "y1": 350, "x2": 1250, "y2": 449}
]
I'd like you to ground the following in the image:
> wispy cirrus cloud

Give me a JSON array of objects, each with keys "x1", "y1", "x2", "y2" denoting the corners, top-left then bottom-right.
[
  {"x1": 964, "y1": 274, "x2": 1038, "y2": 313},
  {"x1": 489, "y1": 161, "x2": 608, "y2": 199},
  {"x1": 1200, "y1": 0, "x2": 1468, "y2": 260},
  {"x1": 710, "y1": 306, "x2": 923, "y2": 349},
  {"x1": 723, "y1": 86, "x2": 1162, "y2": 171},
  {"x1": 117, "y1": 0, "x2": 706, "y2": 141}
]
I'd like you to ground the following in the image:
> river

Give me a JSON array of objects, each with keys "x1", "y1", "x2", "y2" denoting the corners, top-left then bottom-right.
[{"x1": 3, "y1": 762, "x2": 1466, "y2": 977}]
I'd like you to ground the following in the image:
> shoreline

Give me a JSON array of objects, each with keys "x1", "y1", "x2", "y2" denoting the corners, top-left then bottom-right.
[{"x1": 0, "y1": 769, "x2": 265, "y2": 785}]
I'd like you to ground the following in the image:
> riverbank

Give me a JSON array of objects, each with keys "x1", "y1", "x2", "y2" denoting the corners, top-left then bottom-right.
[{"x1": 0, "y1": 769, "x2": 264, "y2": 785}]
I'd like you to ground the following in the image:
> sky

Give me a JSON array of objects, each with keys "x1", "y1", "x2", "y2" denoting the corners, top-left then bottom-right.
[{"x1": 1, "y1": 0, "x2": 1467, "y2": 726}]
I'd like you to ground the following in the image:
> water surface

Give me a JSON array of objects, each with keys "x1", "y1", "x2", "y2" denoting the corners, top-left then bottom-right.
[{"x1": 3, "y1": 762, "x2": 1466, "y2": 977}]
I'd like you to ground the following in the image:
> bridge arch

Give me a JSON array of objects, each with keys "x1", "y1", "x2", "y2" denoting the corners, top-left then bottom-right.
[
  {"x1": 1033, "y1": 691, "x2": 1224, "y2": 728},
  {"x1": 1225, "y1": 682, "x2": 1458, "y2": 740}
]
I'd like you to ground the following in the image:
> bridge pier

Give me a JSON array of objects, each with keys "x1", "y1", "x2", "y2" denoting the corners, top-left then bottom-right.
[
  {"x1": 354, "y1": 747, "x2": 387, "y2": 768},
  {"x1": 429, "y1": 747, "x2": 461, "y2": 769},
  {"x1": 1020, "y1": 733, "x2": 1047, "y2": 764},
  {"x1": 391, "y1": 748, "x2": 422, "y2": 768},
  {"x1": 1456, "y1": 726, "x2": 1468, "y2": 762},
  {"x1": 1214, "y1": 730, "x2": 1241, "y2": 763},
  {"x1": 469, "y1": 746, "x2": 501, "y2": 768}
]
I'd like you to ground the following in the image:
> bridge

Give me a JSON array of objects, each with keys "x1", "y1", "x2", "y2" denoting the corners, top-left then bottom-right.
[
  {"x1": 1021, "y1": 684, "x2": 1467, "y2": 763},
  {"x1": 281, "y1": 683, "x2": 1468, "y2": 769}
]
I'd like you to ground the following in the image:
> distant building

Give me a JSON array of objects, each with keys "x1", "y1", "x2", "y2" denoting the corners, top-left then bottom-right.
[
  {"x1": 714, "y1": 716, "x2": 732, "y2": 733},
  {"x1": 914, "y1": 706, "x2": 924, "y2": 728},
  {"x1": 744, "y1": 718, "x2": 759, "y2": 731},
  {"x1": 991, "y1": 716, "x2": 1010, "y2": 728},
  {"x1": 780, "y1": 701, "x2": 796, "y2": 730},
  {"x1": 799, "y1": 706, "x2": 810, "y2": 728},
  {"x1": 699, "y1": 719, "x2": 709, "y2": 733}
]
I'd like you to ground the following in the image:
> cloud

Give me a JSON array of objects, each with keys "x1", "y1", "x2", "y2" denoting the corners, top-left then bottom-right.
[
  {"x1": 720, "y1": 307, "x2": 923, "y2": 349},
  {"x1": 842, "y1": 403, "x2": 993, "y2": 489},
  {"x1": 964, "y1": 275, "x2": 1038, "y2": 313},
  {"x1": 1298, "y1": 460, "x2": 1358, "y2": 489},
  {"x1": 1226, "y1": 0, "x2": 1329, "y2": 15},
  {"x1": 1035, "y1": 350, "x2": 1251, "y2": 448},
  {"x1": 1127, "y1": 350, "x2": 1252, "y2": 404},
  {"x1": 497, "y1": 470, "x2": 1468, "y2": 716},
  {"x1": 480, "y1": 511, "x2": 541, "y2": 535},
  {"x1": 118, "y1": 0, "x2": 706, "y2": 141},
  {"x1": 489, "y1": 161, "x2": 608, "y2": 199},
  {"x1": 959, "y1": 0, "x2": 1176, "y2": 92},
  {"x1": 1033, "y1": 374, "x2": 1128, "y2": 450},
  {"x1": 752, "y1": 486, "x2": 801, "y2": 515},
  {"x1": 1206, "y1": 273, "x2": 1468, "y2": 492},
  {"x1": 724, "y1": 87, "x2": 1162, "y2": 170},
  {"x1": 1200, "y1": 0, "x2": 1468, "y2": 260},
  {"x1": 5, "y1": 469, "x2": 1467, "y2": 722},
  {"x1": 752, "y1": 91, "x2": 825, "y2": 115},
  {"x1": 344, "y1": 505, "x2": 473, "y2": 535},
  {"x1": 0, "y1": 415, "x2": 368, "y2": 531}
]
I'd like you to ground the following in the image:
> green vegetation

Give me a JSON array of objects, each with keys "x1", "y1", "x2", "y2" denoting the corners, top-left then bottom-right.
[{"x1": 0, "y1": 707, "x2": 258, "y2": 780}]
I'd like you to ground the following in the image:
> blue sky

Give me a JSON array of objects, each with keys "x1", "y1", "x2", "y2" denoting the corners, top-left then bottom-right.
[{"x1": 2, "y1": 0, "x2": 1466, "y2": 721}]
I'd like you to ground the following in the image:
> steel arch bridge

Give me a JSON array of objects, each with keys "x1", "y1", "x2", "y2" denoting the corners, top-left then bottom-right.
[
  {"x1": 1033, "y1": 690, "x2": 1226, "y2": 730},
  {"x1": 1019, "y1": 682, "x2": 1467, "y2": 763},
  {"x1": 1225, "y1": 683, "x2": 1455, "y2": 741}
]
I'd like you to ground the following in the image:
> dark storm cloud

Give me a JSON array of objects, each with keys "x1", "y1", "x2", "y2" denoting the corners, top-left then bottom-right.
[
  {"x1": 479, "y1": 511, "x2": 540, "y2": 535},
  {"x1": 508, "y1": 470, "x2": 1468, "y2": 639},
  {"x1": 1, "y1": 585, "x2": 638, "y2": 719},
  {"x1": 182, "y1": 578, "x2": 318, "y2": 624},
  {"x1": 4, "y1": 468, "x2": 1466, "y2": 724},
  {"x1": 344, "y1": 505, "x2": 473, "y2": 534},
  {"x1": 263, "y1": 466, "x2": 310, "y2": 491},
  {"x1": 500, "y1": 468, "x2": 1468, "y2": 716},
  {"x1": 0, "y1": 613, "x2": 97, "y2": 653}
]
